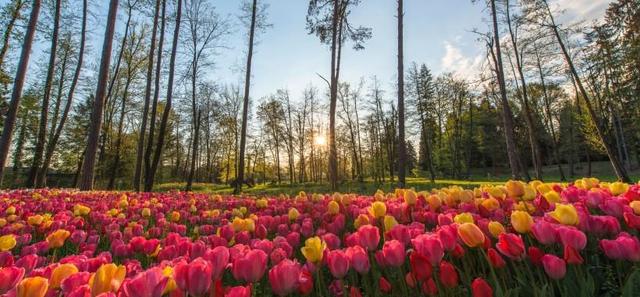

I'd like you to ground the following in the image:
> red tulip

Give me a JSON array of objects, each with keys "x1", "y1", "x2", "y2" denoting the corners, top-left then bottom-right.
[
  {"x1": 349, "y1": 286, "x2": 363, "y2": 297},
  {"x1": 174, "y1": 258, "x2": 213, "y2": 296},
  {"x1": 232, "y1": 249, "x2": 268, "y2": 283},
  {"x1": 345, "y1": 246, "x2": 369, "y2": 274},
  {"x1": 379, "y1": 276, "x2": 392, "y2": 293},
  {"x1": 61, "y1": 272, "x2": 91, "y2": 296},
  {"x1": 122, "y1": 267, "x2": 168, "y2": 297},
  {"x1": 326, "y1": 250, "x2": 349, "y2": 279},
  {"x1": 0, "y1": 266, "x2": 24, "y2": 294},
  {"x1": 487, "y1": 248, "x2": 506, "y2": 269},
  {"x1": 203, "y1": 246, "x2": 229, "y2": 280},
  {"x1": 298, "y1": 269, "x2": 313, "y2": 295},
  {"x1": 411, "y1": 234, "x2": 444, "y2": 266},
  {"x1": 381, "y1": 240, "x2": 405, "y2": 267},
  {"x1": 563, "y1": 246, "x2": 583, "y2": 265},
  {"x1": 225, "y1": 285, "x2": 251, "y2": 297},
  {"x1": 556, "y1": 227, "x2": 587, "y2": 250},
  {"x1": 541, "y1": 254, "x2": 566, "y2": 280},
  {"x1": 496, "y1": 233, "x2": 525, "y2": 260},
  {"x1": 357, "y1": 225, "x2": 380, "y2": 251},
  {"x1": 439, "y1": 261, "x2": 459, "y2": 288},
  {"x1": 268, "y1": 259, "x2": 301, "y2": 297},
  {"x1": 405, "y1": 272, "x2": 417, "y2": 288},
  {"x1": 471, "y1": 277, "x2": 493, "y2": 297},
  {"x1": 421, "y1": 278, "x2": 438, "y2": 296},
  {"x1": 528, "y1": 246, "x2": 544, "y2": 266},
  {"x1": 409, "y1": 252, "x2": 432, "y2": 281},
  {"x1": 531, "y1": 220, "x2": 557, "y2": 245}
]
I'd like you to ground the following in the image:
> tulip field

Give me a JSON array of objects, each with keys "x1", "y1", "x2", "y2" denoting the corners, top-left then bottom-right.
[{"x1": 2, "y1": 178, "x2": 640, "y2": 296}]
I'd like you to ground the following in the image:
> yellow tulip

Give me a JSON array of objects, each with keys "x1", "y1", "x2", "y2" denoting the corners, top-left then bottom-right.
[
  {"x1": 549, "y1": 204, "x2": 579, "y2": 226},
  {"x1": 426, "y1": 194, "x2": 442, "y2": 210},
  {"x1": 5, "y1": 206, "x2": 16, "y2": 215},
  {"x1": 511, "y1": 211, "x2": 533, "y2": 234},
  {"x1": 288, "y1": 208, "x2": 300, "y2": 221},
  {"x1": 481, "y1": 198, "x2": 500, "y2": 211},
  {"x1": 536, "y1": 183, "x2": 553, "y2": 194},
  {"x1": 369, "y1": 201, "x2": 387, "y2": 219},
  {"x1": 141, "y1": 207, "x2": 151, "y2": 218},
  {"x1": 454, "y1": 212, "x2": 474, "y2": 224},
  {"x1": 73, "y1": 204, "x2": 91, "y2": 216},
  {"x1": 90, "y1": 264, "x2": 126, "y2": 296},
  {"x1": 50, "y1": 263, "x2": 78, "y2": 288},
  {"x1": 0, "y1": 234, "x2": 16, "y2": 252},
  {"x1": 301, "y1": 236, "x2": 326, "y2": 264},
  {"x1": 327, "y1": 201, "x2": 340, "y2": 215},
  {"x1": 232, "y1": 217, "x2": 255, "y2": 232},
  {"x1": 17, "y1": 277, "x2": 48, "y2": 297},
  {"x1": 543, "y1": 191, "x2": 561, "y2": 204},
  {"x1": 609, "y1": 182, "x2": 629, "y2": 196},
  {"x1": 384, "y1": 215, "x2": 398, "y2": 232},
  {"x1": 256, "y1": 198, "x2": 268, "y2": 208},
  {"x1": 46, "y1": 229, "x2": 70, "y2": 249},
  {"x1": 487, "y1": 186, "x2": 505, "y2": 199},
  {"x1": 162, "y1": 266, "x2": 177, "y2": 294},
  {"x1": 27, "y1": 215, "x2": 44, "y2": 226},
  {"x1": 505, "y1": 180, "x2": 525, "y2": 197},
  {"x1": 0, "y1": 218, "x2": 6, "y2": 227},
  {"x1": 487, "y1": 221, "x2": 506, "y2": 238},
  {"x1": 354, "y1": 214, "x2": 370, "y2": 229},
  {"x1": 457, "y1": 223, "x2": 485, "y2": 248},
  {"x1": 522, "y1": 184, "x2": 537, "y2": 201},
  {"x1": 404, "y1": 189, "x2": 417, "y2": 206},
  {"x1": 169, "y1": 211, "x2": 181, "y2": 222},
  {"x1": 630, "y1": 201, "x2": 640, "y2": 215}
]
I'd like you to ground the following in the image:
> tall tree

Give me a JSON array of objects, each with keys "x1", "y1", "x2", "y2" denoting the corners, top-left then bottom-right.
[
  {"x1": 537, "y1": 0, "x2": 631, "y2": 182},
  {"x1": 26, "y1": 0, "x2": 61, "y2": 187},
  {"x1": 148, "y1": 0, "x2": 182, "y2": 191},
  {"x1": 0, "y1": 0, "x2": 27, "y2": 79},
  {"x1": 489, "y1": 0, "x2": 523, "y2": 180},
  {"x1": 133, "y1": 0, "x2": 161, "y2": 192},
  {"x1": 78, "y1": 0, "x2": 119, "y2": 190},
  {"x1": 396, "y1": 0, "x2": 406, "y2": 187},
  {"x1": 306, "y1": 0, "x2": 371, "y2": 190},
  {"x1": 0, "y1": 0, "x2": 40, "y2": 185},
  {"x1": 37, "y1": 0, "x2": 88, "y2": 187}
]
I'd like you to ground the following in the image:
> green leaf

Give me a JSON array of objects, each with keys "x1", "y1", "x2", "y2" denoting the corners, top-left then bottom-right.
[{"x1": 622, "y1": 269, "x2": 640, "y2": 297}]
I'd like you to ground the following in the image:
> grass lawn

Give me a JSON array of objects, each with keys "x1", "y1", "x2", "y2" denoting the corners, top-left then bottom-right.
[{"x1": 155, "y1": 161, "x2": 640, "y2": 196}]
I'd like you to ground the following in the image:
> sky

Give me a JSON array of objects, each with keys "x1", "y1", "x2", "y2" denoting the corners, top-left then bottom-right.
[{"x1": 2, "y1": 0, "x2": 615, "y2": 103}]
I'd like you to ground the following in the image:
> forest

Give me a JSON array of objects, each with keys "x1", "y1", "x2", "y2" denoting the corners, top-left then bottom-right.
[{"x1": 0, "y1": 0, "x2": 638, "y2": 193}]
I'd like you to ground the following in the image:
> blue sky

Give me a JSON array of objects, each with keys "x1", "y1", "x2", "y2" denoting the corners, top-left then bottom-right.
[{"x1": 3, "y1": 0, "x2": 613, "y2": 102}]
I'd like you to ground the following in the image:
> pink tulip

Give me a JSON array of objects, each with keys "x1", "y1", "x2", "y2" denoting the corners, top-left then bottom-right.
[
  {"x1": 232, "y1": 249, "x2": 268, "y2": 283},
  {"x1": 346, "y1": 246, "x2": 370, "y2": 274},
  {"x1": 122, "y1": 267, "x2": 168, "y2": 297},
  {"x1": 203, "y1": 246, "x2": 230, "y2": 280},
  {"x1": 531, "y1": 220, "x2": 557, "y2": 245},
  {"x1": 411, "y1": 234, "x2": 444, "y2": 266},
  {"x1": 0, "y1": 266, "x2": 24, "y2": 294},
  {"x1": 268, "y1": 259, "x2": 301, "y2": 296},
  {"x1": 381, "y1": 240, "x2": 405, "y2": 267},
  {"x1": 174, "y1": 258, "x2": 213, "y2": 296},
  {"x1": 556, "y1": 227, "x2": 587, "y2": 250},
  {"x1": 61, "y1": 272, "x2": 91, "y2": 295},
  {"x1": 326, "y1": 250, "x2": 350, "y2": 278},
  {"x1": 225, "y1": 285, "x2": 251, "y2": 297},
  {"x1": 541, "y1": 254, "x2": 566, "y2": 280},
  {"x1": 357, "y1": 225, "x2": 380, "y2": 251}
]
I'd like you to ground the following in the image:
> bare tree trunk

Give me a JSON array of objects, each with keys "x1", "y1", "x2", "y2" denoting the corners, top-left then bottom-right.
[
  {"x1": 236, "y1": 0, "x2": 257, "y2": 193},
  {"x1": 78, "y1": 0, "x2": 119, "y2": 190},
  {"x1": 144, "y1": 0, "x2": 166, "y2": 190},
  {"x1": 490, "y1": 0, "x2": 522, "y2": 180},
  {"x1": 186, "y1": 109, "x2": 201, "y2": 191},
  {"x1": 396, "y1": 0, "x2": 406, "y2": 187},
  {"x1": 147, "y1": 0, "x2": 181, "y2": 191},
  {"x1": 107, "y1": 78, "x2": 131, "y2": 190},
  {"x1": 505, "y1": 0, "x2": 542, "y2": 180},
  {"x1": 39, "y1": 5, "x2": 87, "y2": 187},
  {"x1": 0, "y1": 0, "x2": 40, "y2": 186},
  {"x1": 328, "y1": 0, "x2": 339, "y2": 190},
  {"x1": 542, "y1": 0, "x2": 630, "y2": 182},
  {"x1": 134, "y1": 0, "x2": 161, "y2": 191},
  {"x1": 26, "y1": 0, "x2": 61, "y2": 187}
]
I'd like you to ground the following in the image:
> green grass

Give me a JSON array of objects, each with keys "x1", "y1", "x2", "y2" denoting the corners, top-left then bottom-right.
[{"x1": 155, "y1": 161, "x2": 640, "y2": 196}]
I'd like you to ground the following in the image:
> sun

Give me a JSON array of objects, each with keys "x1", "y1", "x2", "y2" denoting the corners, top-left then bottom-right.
[{"x1": 314, "y1": 134, "x2": 327, "y2": 146}]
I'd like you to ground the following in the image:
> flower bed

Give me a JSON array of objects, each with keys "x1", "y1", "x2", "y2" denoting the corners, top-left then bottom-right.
[{"x1": 1, "y1": 178, "x2": 640, "y2": 296}]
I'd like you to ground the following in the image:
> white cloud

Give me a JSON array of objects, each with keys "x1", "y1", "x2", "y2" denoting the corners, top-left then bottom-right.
[
  {"x1": 440, "y1": 41, "x2": 485, "y2": 81},
  {"x1": 553, "y1": 0, "x2": 614, "y2": 23}
]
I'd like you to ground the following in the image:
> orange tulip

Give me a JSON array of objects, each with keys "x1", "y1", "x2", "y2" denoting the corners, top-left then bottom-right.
[
  {"x1": 457, "y1": 223, "x2": 485, "y2": 248},
  {"x1": 17, "y1": 277, "x2": 48, "y2": 297},
  {"x1": 46, "y1": 229, "x2": 70, "y2": 249}
]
